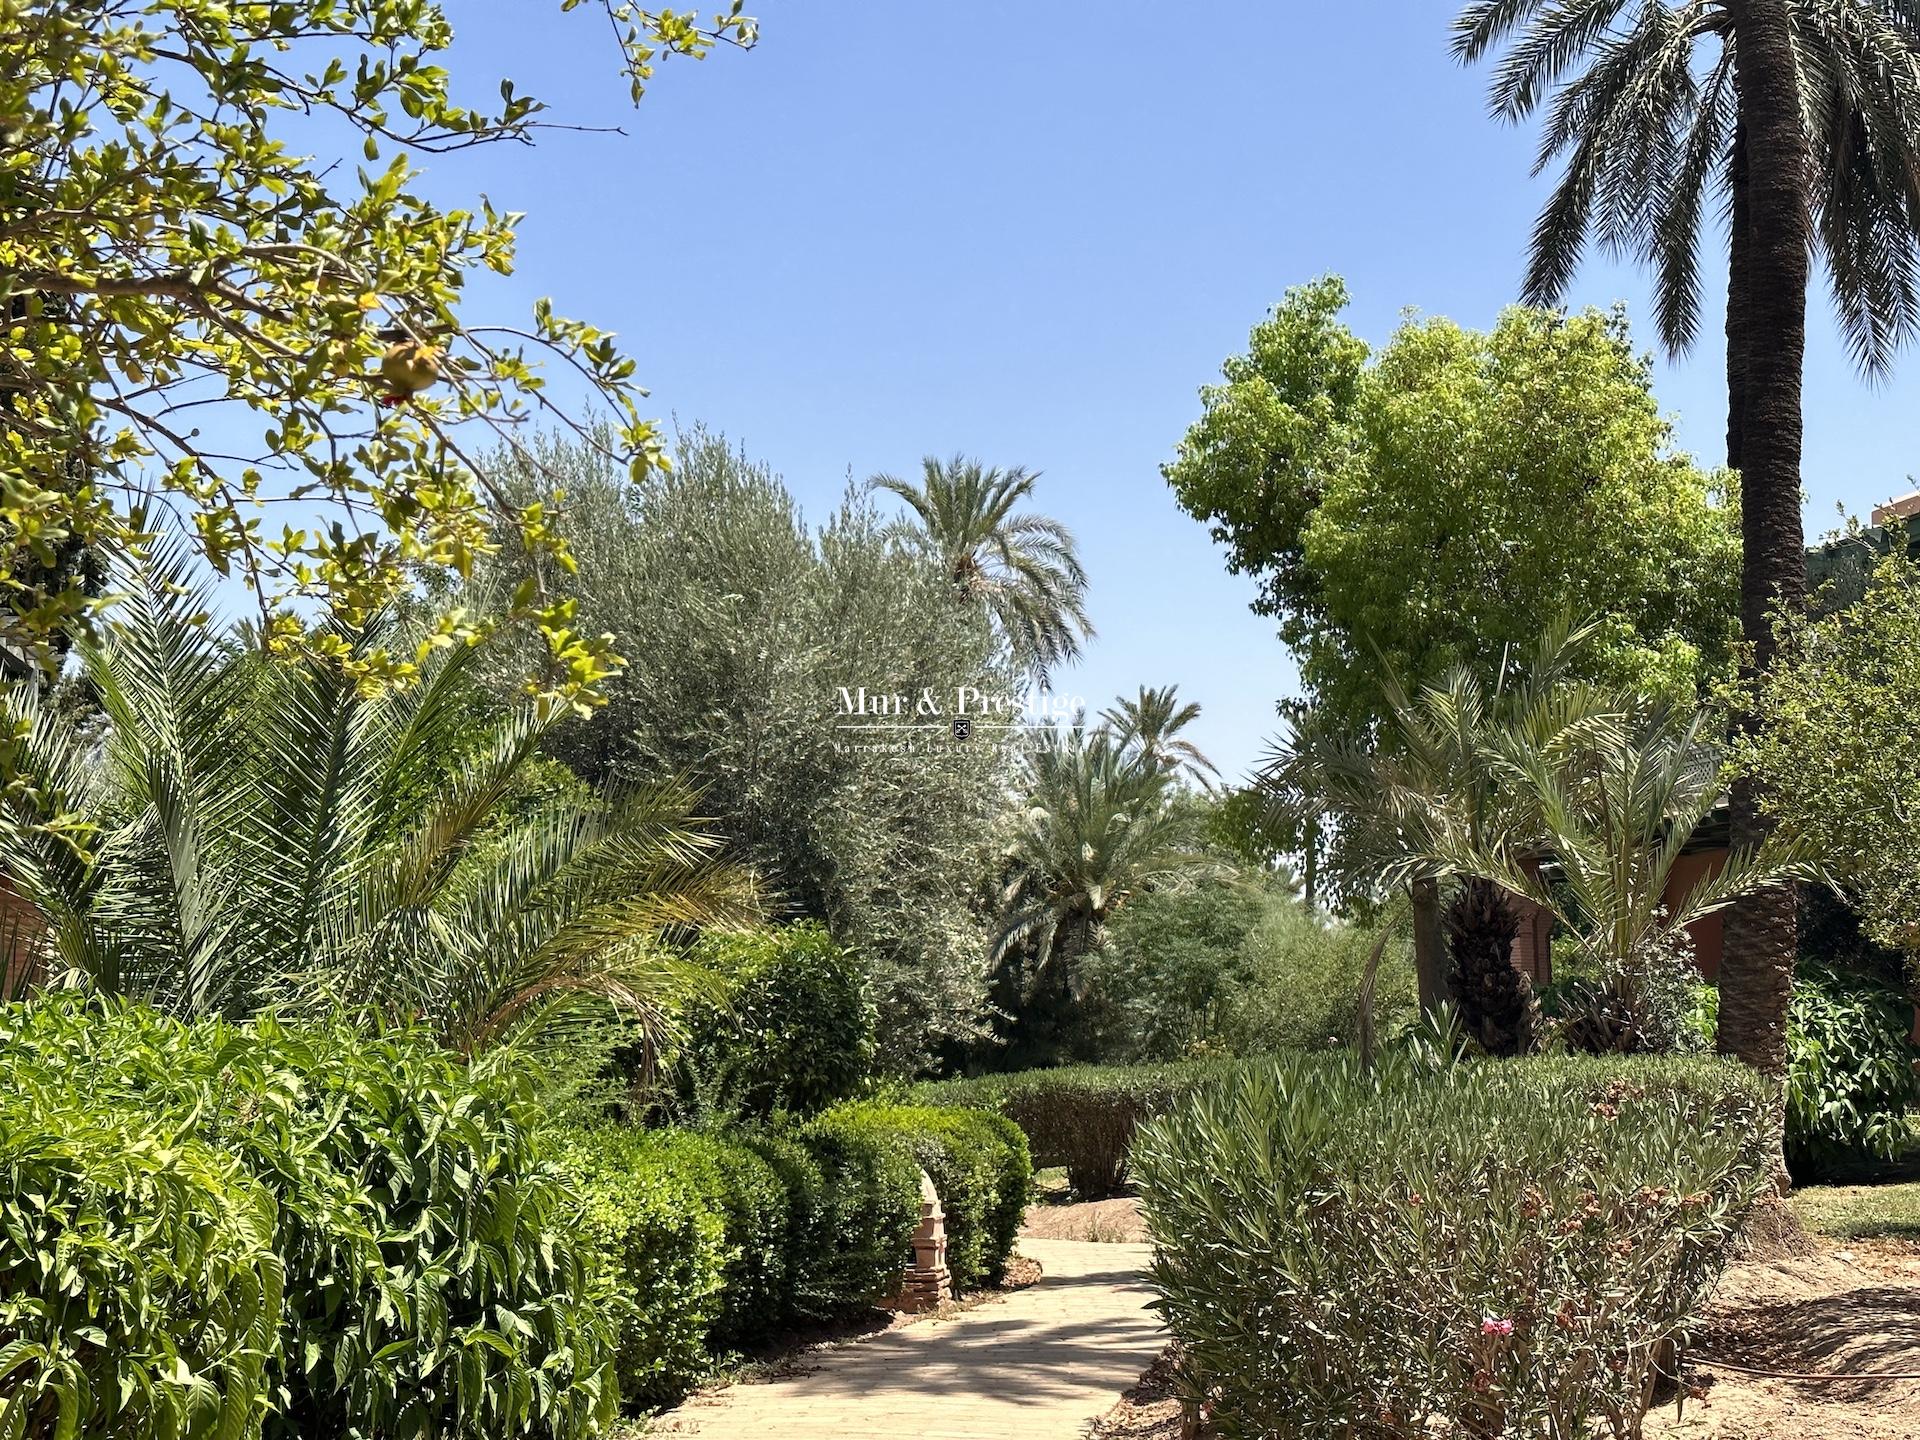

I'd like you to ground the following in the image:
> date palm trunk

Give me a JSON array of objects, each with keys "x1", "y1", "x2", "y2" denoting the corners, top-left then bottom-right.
[{"x1": 1717, "y1": 0, "x2": 1808, "y2": 1079}]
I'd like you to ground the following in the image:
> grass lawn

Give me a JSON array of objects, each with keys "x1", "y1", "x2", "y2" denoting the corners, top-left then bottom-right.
[{"x1": 1790, "y1": 1180, "x2": 1920, "y2": 1240}]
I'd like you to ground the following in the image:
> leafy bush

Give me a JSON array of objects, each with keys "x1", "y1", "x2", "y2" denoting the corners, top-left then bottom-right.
[
  {"x1": 792, "y1": 1107, "x2": 924, "y2": 1313},
  {"x1": 557, "y1": 1131, "x2": 728, "y2": 1408},
  {"x1": 1086, "y1": 882, "x2": 1415, "y2": 1062},
  {"x1": 1226, "y1": 899, "x2": 1418, "y2": 1054},
  {"x1": 0, "y1": 1087, "x2": 282, "y2": 1440},
  {"x1": 1784, "y1": 965, "x2": 1920, "y2": 1176},
  {"x1": 1135, "y1": 1052, "x2": 1776, "y2": 1440},
  {"x1": 554, "y1": 1125, "x2": 807, "y2": 1406},
  {"x1": 815, "y1": 1104, "x2": 1032, "y2": 1287},
  {"x1": 681, "y1": 922, "x2": 876, "y2": 1118},
  {"x1": 920, "y1": 1059, "x2": 1239, "y2": 1196},
  {"x1": 0, "y1": 997, "x2": 616, "y2": 1440}
]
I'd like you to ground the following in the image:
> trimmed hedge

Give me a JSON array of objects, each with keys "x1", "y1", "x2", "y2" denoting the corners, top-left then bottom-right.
[
  {"x1": 814, "y1": 1104, "x2": 1032, "y2": 1288},
  {"x1": 557, "y1": 1130, "x2": 773, "y2": 1406},
  {"x1": 559, "y1": 1102, "x2": 1029, "y2": 1410},
  {"x1": 790, "y1": 1106, "x2": 924, "y2": 1312},
  {"x1": 0, "y1": 996, "x2": 616, "y2": 1440},
  {"x1": 918, "y1": 1058, "x2": 1238, "y2": 1195},
  {"x1": 1136, "y1": 1052, "x2": 1776, "y2": 1439}
]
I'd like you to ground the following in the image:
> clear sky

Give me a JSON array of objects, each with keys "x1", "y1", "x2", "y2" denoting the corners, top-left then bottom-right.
[{"x1": 430, "y1": 2, "x2": 1920, "y2": 784}]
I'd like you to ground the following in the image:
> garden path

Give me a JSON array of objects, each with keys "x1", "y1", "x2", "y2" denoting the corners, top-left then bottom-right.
[{"x1": 651, "y1": 1238, "x2": 1163, "y2": 1440}]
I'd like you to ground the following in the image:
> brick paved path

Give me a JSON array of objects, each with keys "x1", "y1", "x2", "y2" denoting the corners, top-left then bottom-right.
[{"x1": 651, "y1": 1239, "x2": 1163, "y2": 1439}]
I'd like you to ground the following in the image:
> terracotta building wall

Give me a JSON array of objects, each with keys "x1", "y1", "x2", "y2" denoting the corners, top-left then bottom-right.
[{"x1": 0, "y1": 876, "x2": 46, "y2": 995}]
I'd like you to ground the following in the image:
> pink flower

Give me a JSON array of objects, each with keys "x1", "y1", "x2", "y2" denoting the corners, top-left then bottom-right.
[{"x1": 1481, "y1": 1317, "x2": 1515, "y2": 1336}]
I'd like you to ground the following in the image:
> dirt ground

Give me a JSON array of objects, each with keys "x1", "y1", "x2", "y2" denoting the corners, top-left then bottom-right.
[
  {"x1": 1038, "y1": 1198, "x2": 1920, "y2": 1440},
  {"x1": 1019, "y1": 1194, "x2": 1149, "y2": 1242},
  {"x1": 1644, "y1": 1235, "x2": 1920, "y2": 1440}
]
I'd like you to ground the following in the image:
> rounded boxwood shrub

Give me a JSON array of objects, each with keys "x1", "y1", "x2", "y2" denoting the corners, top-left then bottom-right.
[
  {"x1": 791, "y1": 1106, "x2": 922, "y2": 1314},
  {"x1": 681, "y1": 922, "x2": 875, "y2": 1118},
  {"x1": 1135, "y1": 1052, "x2": 1775, "y2": 1440},
  {"x1": 0, "y1": 997, "x2": 617, "y2": 1440},
  {"x1": 816, "y1": 1104, "x2": 1032, "y2": 1288},
  {"x1": 554, "y1": 1131, "x2": 732, "y2": 1408}
]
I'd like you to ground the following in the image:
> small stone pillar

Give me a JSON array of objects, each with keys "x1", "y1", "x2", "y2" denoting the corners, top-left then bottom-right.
[{"x1": 893, "y1": 1169, "x2": 951, "y2": 1311}]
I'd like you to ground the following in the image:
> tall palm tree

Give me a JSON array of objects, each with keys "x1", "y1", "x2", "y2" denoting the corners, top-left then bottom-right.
[
  {"x1": 1100, "y1": 684, "x2": 1220, "y2": 787},
  {"x1": 993, "y1": 728, "x2": 1211, "y2": 989},
  {"x1": 871, "y1": 455, "x2": 1093, "y2": 680},
  {"x1": 1453, "y1": 0, "x2": 1908, "y2": 1073},
  {"x1": 0, "y1": 543, "x2": 760, "y2": 1058}
]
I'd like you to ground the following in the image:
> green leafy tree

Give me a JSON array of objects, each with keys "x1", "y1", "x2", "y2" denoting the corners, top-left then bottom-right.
[
  {"x1": 478, "y1": 428, "x2": 1019, "y2": 1073},
  {"x1": 0, "y1": 543, "x2": 759, "y2": 1056},
  {"x1": 1, "y1": 0, "x2": 753, "y2": 705},
  {"x1": 1452, "y1": 0, "x2": 1909, "y2": 1078},
  {"x1": 1165, "y1": 280, "x2": 1741, "y2": 739},
  {"x1": 871, "y1": 455, "x2": 1093, "y2": 681},
  {"x1": 1739, "y1": 553, "x2": 1920, "y2": 997}
]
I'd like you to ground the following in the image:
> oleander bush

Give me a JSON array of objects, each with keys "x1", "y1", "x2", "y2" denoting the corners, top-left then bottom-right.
[
  {"x1": 1135, "y1": 1052, "x2": 1776, "y2": 1440},
  {"x1": 816, "y1": 1103, "x2": 1032, "y2": 1287},
  {"x1": 0, "y1": 997, "x2": 617, "y2": 1440},
  {"x1": 919, "y1": 1058, "x2": 1239, "y2": 1196},
  {"x1": 680, "y1": 923, "x2": 877, "y2": 1119}
]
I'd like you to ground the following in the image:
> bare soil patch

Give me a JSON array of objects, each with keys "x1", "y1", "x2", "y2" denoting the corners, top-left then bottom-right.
[
  {"x1": 1020, "y1": 1194, "x2": 1148, "y2": 1243},
  {"x1": 1645, "y1": 1235, "x2": 1920, "y2": 1440}
]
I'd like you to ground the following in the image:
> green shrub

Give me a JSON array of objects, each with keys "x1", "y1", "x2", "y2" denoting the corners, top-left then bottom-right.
[
  {"x1": 1086, "y1": 883, "x2": 1416, "y2": 1063},
  {"x1": 0, "y1": 996, "x2": 616, "y2": 1440},
  {"x1": 919, "y1": 1059, "x2": 1239, "y2": 1196},
  {"x1": 681, "y1": 922, "x2": 876, "y2": 1118},
  {"x1": 1784, "y1": 964, "x2": 1920, "y2": 1176},
  {"x1": 792, "y1": 1107, "x2": 922, "y2": 1313},
  {"x1": 816, "y1": 1104, "x2": 1032, "y2": 1288},
  {"x1": 555, "y1": 1131, "x2": 731, "y2": 1407},
  {"x1": 0, "y1": 1088, "x2": 283, "y2": 1440},
  {"x1": 1135, "y1": 1052, "x2": 1776, "y2": 1440}
]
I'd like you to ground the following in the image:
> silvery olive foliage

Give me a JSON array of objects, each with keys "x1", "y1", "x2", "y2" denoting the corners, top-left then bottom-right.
[{"x1": 481, "y1": 428, "x2": 1024, "y2": 1071}]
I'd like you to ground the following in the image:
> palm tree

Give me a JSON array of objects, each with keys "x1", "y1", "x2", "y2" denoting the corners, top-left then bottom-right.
[
  {"x1": 993, "y1": 728, "x2": 1211, "y2": 989},
  {"x1": 1452, "y1": 0, "x2": 1910, "y2": 1073},
  {"x1": 871, "y1": 455, "x2": 1093, "y2": 680},
  {"x1": 1275, "y1": 619, "x2": 1810, "y2": 1054},
  {"x1": 1271, "y1": 621, "x2": 1618, "y2": 1051},
  {"x1": 0, "y1": 543, "x2": 760, "y2": 1058},
  {"x1": 1100, "y1": 684, "x2": 1220, "y2": 787},
  {"x1": 1451, "y1": 694, "x2": 1812, "y2": 1052}
]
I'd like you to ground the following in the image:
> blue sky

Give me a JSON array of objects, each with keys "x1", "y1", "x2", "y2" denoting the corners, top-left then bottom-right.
[{"x1": 430, "y1": 3, "x2": 1920, "y2": 783}]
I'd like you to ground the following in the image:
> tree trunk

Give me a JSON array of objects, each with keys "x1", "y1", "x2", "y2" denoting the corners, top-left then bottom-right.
[
  {"x1": 1717, "y1": 0, "x2": 1809, "y2": 1079},
  {"x1": 1444, "y1": 877, "x2": 1536, "y2": 1057},
  {"x1": 1302, "y1": 814, "x2": 1319, "y2": 911},
  {"x1": 1412, "y1": 877, "x2": 1447, "y2": 1013},
  {"x1": 1725, "y1": 119, "x2": 1751, "y2": 474}
]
